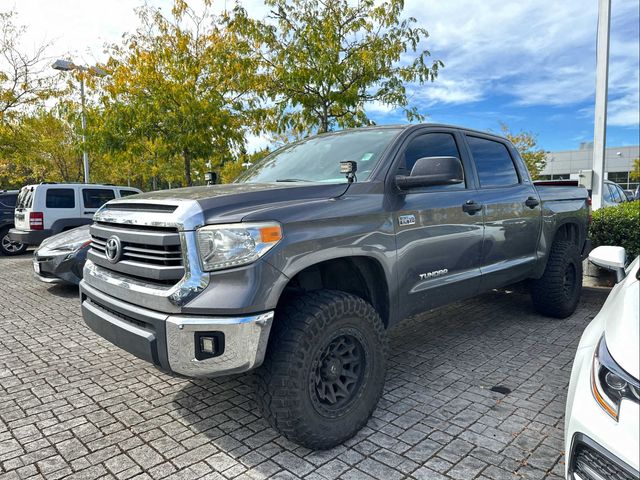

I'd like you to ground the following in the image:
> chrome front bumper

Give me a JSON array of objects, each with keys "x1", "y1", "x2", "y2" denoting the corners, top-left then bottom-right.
[{"x1": 80, "y1": 281, "x2": 273, "y2": 377}]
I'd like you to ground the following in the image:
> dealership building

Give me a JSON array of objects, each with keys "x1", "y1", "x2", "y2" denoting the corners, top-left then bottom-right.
[{"x1": 539, "y1": 143, "x2": 639, "y2": 191}]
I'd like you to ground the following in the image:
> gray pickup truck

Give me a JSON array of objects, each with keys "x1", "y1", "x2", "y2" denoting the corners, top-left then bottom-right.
[{"x1": 80, "y1": 124, "x2": 590, "y2": 449}]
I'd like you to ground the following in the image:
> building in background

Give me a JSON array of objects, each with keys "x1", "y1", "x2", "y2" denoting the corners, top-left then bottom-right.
[{"x1": 540, "y1": 143, "x2": 639, "y2": 190}]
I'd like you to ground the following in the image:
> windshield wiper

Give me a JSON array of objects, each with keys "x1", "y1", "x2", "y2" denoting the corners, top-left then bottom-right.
[{"x1": 275, "y1": 178, "x2": 311, "y2": 182}]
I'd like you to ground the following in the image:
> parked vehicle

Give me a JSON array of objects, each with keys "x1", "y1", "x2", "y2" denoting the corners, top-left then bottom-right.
[
  {"x1": 79, "y1": 124, "x2": 591, "y2": 449},
  {"x1": 603, "y1": 180, "x2": 630, "y2": 206},
  {"x1": 534, "y1": 179, "x2": 628, "y2": 207},
  {"x1": 33, "y1": 225, "x2": 91, "y2": 285},
  {"x1": 564, "y1": 246, "x2": 639, "y2": 480},
  {"x1": 623, "y1": 189, "x2": 635, "y2": 202},
  {"x1": 9, "y1": 183, "x2": 141, "y2": 246},
  {"x1": 0, "y1": 189, "x2": 28, "y2": 256}
]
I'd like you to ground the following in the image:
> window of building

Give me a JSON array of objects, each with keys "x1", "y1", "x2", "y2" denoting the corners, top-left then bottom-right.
[
  {"x1": 82, "y1": 188, "x2": 115, "y2": 209},
  {"x1": 466, "y1": 136, "x2": 519, "y2": 188},
  {"x1": 46, "y1": 188, "x2": 75, "y2": 208},
  {"x1": 607, "y1": 172, "x2": 630, "y2": 189}
]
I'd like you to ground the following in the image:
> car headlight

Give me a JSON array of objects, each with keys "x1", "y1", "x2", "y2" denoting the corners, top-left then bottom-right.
[
  {"x1": 196, "y1": 222, "x2": 282, "y2": 271},
  {"x1": 591, "y1": 335, "x2": 640, "y2": 420}
]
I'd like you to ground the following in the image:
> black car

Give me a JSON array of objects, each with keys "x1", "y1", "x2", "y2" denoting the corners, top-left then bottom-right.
[
  {"x1": 33, "y1": 225, "x2": 91, "y2": 285},
  {"x1": 0, "y1": 190, "x2": 27, "y2": 256}
]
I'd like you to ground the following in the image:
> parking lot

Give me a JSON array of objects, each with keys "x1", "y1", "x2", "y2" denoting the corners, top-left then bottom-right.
[{"x1": 0, "y1": 254, "x2": 608, "y2": 480}]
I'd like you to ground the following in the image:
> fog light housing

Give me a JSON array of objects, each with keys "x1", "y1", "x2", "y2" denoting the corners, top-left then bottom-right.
[{"x1": 195, "y1": 332, "x2": 225, "y2": 360}]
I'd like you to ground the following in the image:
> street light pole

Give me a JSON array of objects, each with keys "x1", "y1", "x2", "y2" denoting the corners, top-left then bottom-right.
[
  {"x1": 79, "y1": 73, "x2": 89, "y2": 183},
  {"x1": 52, "y1": 59, "x2": 107, "y2": 184},
  {"x1": 591, "y1": 0, "x2": 611, "y2": 210}
]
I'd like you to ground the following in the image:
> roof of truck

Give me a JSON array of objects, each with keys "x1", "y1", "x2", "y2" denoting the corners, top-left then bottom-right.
[{"x1": 337, "y1": 123, "x2": 507, "y2": 138}]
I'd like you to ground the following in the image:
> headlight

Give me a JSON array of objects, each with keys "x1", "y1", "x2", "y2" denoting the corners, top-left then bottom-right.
[
  {"x1": 591, "y1": 335, "x2": 640, "y2": 420},
  {"x1": 196, "y1": 222, "x2": 282, "y2": 271}
]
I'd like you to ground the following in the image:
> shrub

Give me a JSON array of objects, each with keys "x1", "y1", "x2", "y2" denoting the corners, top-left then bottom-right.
[{"x1": 589, "y1": 200, "x2": 640, "y2": 260}]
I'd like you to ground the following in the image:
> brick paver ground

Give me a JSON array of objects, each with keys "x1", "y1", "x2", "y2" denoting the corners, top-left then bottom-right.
[{"x1": 0, "y1": 255, "x2": 608, "y2": 480}]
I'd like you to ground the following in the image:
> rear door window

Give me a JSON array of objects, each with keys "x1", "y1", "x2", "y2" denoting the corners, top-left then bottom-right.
[
  {"x1": 46, "y1": 188, "x2": 76, "y2": 208},
  {"x1": 466, "y1": 135, "x2": 520, "y2": 188},
  {"x1": 119, "y1": 189, "x2": 139, "y2": 197},
  {"x1": 82, "y1": 188, "x2": 116, "y2": 209}
]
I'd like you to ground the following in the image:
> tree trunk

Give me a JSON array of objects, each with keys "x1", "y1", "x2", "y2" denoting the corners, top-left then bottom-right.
[
  {"x1": 320, "y1": 103, "x2": 330, "y2": 133},
  {"x1": 183, "y1": 148, "x2": 192, "y2": 186}
]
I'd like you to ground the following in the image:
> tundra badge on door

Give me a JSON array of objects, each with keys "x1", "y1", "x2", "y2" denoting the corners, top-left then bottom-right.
[{"x1": 419, "y1": 269, "x2": 448, "y2": 280}]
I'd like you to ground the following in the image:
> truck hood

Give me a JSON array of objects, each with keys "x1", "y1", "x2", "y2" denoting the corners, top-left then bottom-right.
[
  {"x1": 122, "y1": 182, "x2": 350, "y2": 224},
  {"x1": 604, "y1": 256, "x2": 639, "y2": 380}
]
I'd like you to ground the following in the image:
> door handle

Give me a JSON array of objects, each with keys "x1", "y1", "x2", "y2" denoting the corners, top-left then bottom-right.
[
  {"x1": 84, "y1": 211, "x2": 96, "y2": 215},
  {"x1": 462, "y1": 200, "x2": 483, "y2": 214},
  {"x1": 525, "y1": 197, "x2": 540, "y2": 208}
]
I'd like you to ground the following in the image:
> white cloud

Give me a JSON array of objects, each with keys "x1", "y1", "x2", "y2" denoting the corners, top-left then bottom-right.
[
  {"x1": 6, "y1": 0, "x2": 639, "y2": 129},
  {"x1": 403, "y1": 0, "x2": 639, "y2": 124}
]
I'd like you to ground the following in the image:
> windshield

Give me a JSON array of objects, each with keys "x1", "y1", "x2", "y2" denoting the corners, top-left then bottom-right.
[{"x1": 236, "y1": 128, "x2": 402, "y2": 184}]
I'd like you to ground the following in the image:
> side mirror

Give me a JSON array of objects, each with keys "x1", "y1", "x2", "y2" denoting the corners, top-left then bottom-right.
[
  {"x1": 396, "y1": 156, "x2": 464, "y2": 190},
  {"x1": 589, "y1": 246, "x2": 626, "y2": 283},
  {"x1": 205, "y1": 171, "x2": 218, "y2": 185}
]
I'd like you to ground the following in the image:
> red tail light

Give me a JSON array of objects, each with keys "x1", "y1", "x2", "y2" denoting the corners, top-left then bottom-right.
[
  {"x1": 29, "y1": 212, "x2": 44, "y2": 230},
  {"x1": 587, "y1": 197, "x2": 592, "y2": 225}
]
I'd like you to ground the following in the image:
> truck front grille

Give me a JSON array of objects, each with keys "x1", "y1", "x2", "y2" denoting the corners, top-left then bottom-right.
[{"x1": 89, "y1": 221, "x2": 185, "y2": 285}]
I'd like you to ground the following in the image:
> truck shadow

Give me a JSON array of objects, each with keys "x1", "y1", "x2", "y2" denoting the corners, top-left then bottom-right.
[
  {"x1": 169, "y1": 288, "x2": 608, "y2": 473},
  {"x1": 46, "y1": 283, "x2": 79, "y2": 298}
]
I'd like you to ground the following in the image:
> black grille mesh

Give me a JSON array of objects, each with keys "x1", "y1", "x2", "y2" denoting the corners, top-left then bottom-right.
[{"x1": 573, "y1": 443, "x2": 638, "y2": 480}]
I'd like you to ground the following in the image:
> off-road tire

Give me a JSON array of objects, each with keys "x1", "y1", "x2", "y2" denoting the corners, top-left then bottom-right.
[
  {"x1": 531, "y1": 240, "x2": 582, "y2": 318},
  {"x1": 0, "y1": 226, "x2": 27, "y2": 256},
  {"x1": 255, "y1": 290, "x2": 388, "y2": 450}
]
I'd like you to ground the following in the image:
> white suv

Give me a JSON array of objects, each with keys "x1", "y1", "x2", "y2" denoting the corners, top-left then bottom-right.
[
  {"x1": 564, "y1": 246, "x2": 639, "y2": 479},
  {"x1": 9, "y1": 183, "x2": 141, "y2": 246}
]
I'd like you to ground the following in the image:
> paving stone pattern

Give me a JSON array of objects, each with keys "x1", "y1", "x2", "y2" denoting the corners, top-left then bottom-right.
[{"x1": 0, "y1": 255, "x2": 608, "y2": 479}]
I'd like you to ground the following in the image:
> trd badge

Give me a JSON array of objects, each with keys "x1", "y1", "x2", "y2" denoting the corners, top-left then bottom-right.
[{"x1": 398, "y1": 214, "x2": 416, "y2": 226}]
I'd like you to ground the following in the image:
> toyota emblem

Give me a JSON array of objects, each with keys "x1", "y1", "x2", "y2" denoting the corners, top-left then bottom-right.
[{"x1": 104, "y1": 236, "x2": 122, "y2": 263}]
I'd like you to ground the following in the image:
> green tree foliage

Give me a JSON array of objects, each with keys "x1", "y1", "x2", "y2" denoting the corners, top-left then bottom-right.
[
  {"x1": 630, "y1": 158, "x2": 640, "y2": 182},
  {"x1": 98, "y1": 0, "x2": 259, "y2": 186},
  {"x1": 590, "y1": 201, "x2": 640, "y2": 258},
  {"x1": 220, "y1": 147, "x2": 270, "y2": 183},
  {"x1": 0, "y1": 103, "x2": 84, "y2": 187},
  {"x1": 500, "y1": 123, "x2": 547, "y2": 179},
  {"x1": 231, "y1": 0, "x2": 443, "y2": 134},
  {"x1": 0, "y1": 11, "x2": 54, "y2": 121}
]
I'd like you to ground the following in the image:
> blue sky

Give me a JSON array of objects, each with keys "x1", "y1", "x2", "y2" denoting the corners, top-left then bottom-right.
[
  {"x1": 11, "y1": 0, "x2": 640, "y2": 152},
  {"x1": 368, "y1": 0, "x2": 640, "y2": 151}
]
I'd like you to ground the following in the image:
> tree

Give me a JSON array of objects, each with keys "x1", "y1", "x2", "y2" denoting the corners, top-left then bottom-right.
[
  {"x1": 500, "y1": 124, "x2": 547, "y2": 179},
  {"x1": 220, "y1": 147, "x2": 270, "y2": 183},
  {"x1": 98, "y1": 0, "x2": 260, "y2": 186},
  {"x1": 0, "y1": 102, "x2": 84, "y2": 187},
  {"x1": 231, "y1": 0, "x2": 443, "y2": 134},
  {"x1": 630, "y1": 158, "x2": 640, "y2": 182},
  {"x1": 0, "y1": 11, "x2": 54, "y2": 121}
]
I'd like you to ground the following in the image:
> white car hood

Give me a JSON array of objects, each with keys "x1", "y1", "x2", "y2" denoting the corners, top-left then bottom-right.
[{"x1": 604, "y1": 256, "x2": 640, "y2": 380}]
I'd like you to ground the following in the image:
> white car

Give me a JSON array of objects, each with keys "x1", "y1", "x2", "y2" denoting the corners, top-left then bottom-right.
[
  {"x1": 9, "y1": 183, "x2": 141, "y2": 246},
  {"x1": 565, "y1": 246, "x2": 640, "y2": 479}
]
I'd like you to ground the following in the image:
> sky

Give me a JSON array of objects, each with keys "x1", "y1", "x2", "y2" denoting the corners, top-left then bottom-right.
[{"x1": 7, "y1": 0, "x2": 640, "y2": 152}]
